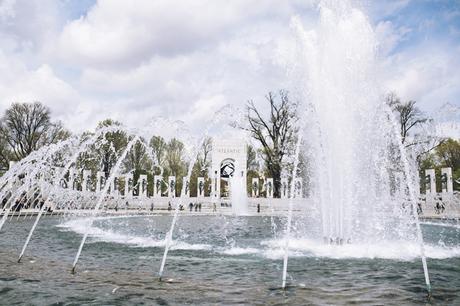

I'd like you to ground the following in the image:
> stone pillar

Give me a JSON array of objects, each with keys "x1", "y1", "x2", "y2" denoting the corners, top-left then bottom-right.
[
  {"x1": 25, "y1": 175, "x2": 33, "y2": 193},
  {"x1": 425, "y1": 169, "x2": 436, "y2": 195},
  {"x1": 211, "y1": 170, "x2": 219, "y2": 199},
  {"x1": 394, "y1": 172, "x2": 404, "y2": 198},
  {"x1": 294, "y1": 178, "x2": 302, "y2": 198},
  {"x1": 111, "y1": 177, "x2": 120, "y2": 195},
  {"x1": 197, "y1": 177, "x2": 205, "y2": 198},
  {"x1": 139, "y1": 174, "x2": 147, "y2": 197},
  {"x1": 281, "y1": 178, "x2": 288, "y2": 199},
  {"x1": 251, "y1": 178, "x2": 259, "y2": 197},
  {"x1": 441, "y1": 167, "x2": 453, "y2": 194},
  {"x1": 154, "y1": 175, "x2": 162, "y2": 198},
  {"x1": 124, "y1": 174, "x2": 133, "y2": 196},
  {"x1": 96, "y1": 171, "x2": 105, "y2": 192},
  {"x1": 168, "y1": 176, "x2": 176, "y2": 198},
  {"x1": 183, "y1": 177, "x2": 190, "y2": 197},
  {"x1": 69, "y1": 169, "x2": 77, "y2": 190},
  {"x1": 82, "y1": 170, "x2": 92, "y2": 192},
  {"x1": 8, "y1": 161, "x2": 16, "y2": 170},
  {"x1": 56, "y1": 167, "x2": 67, "y2": 188},
  {"x1": 266, "y1": 178, "x2": 274, "y2": 198}
]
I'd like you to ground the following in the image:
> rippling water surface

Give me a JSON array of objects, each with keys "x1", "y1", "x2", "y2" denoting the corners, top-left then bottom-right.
[{"x1": 0, "y1": 215, "x2": 459, "y2": 305}]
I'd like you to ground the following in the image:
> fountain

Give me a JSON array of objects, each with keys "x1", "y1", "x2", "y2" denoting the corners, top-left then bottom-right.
[
  {"x1": 1, "y1": 1, "x2": 459, "y2": 304},
  {"x1": 230, "y1": 168, "x2": 248, "y2": 215},
  {"x1": 278, "y1": 0, "x2": 431, "y2": 293}
]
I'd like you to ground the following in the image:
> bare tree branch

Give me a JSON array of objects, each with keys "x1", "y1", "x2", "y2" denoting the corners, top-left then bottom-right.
[
  {"x1": 240, "y1": 90, "x2": 298, "y2": 197},
  {"x1": 0, "y1": 102, "x2": 70, "y2": 162}
]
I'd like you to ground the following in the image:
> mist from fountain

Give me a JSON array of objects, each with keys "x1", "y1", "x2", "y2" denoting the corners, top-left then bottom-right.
[
  {"x1": 286, "y1": 0, "x2": 417, "y2": 246},
  {"x1": 230, "y1": 167, "x2": 248, "y2": 215},
  {"x1": 158, "y1": 104, "x2": 247, "y2": 279},
  {"x1": 278, "y1": 0, "x2": 430, "y2": 292}
]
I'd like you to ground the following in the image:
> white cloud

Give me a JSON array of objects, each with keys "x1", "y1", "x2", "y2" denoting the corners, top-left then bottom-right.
[
  {"x1": 0, "y1": 0, "x2": 458, "y2": 137},
  {"x1": 0, "y1": 53, "x2": 85, "y2": 128},
  {"x1": 375, "y1": 20, "x2": 412, "y2": 55},
  {"x1": 56, "y1": 0, "x2": 312, "y2": 69},
  {"x1": 366, "y1": 0, "x2": 411, "y2": 20},
  {"x1": 380, "y1": 42, "x2": 460, "y2": 112},
  {"x1": 0, "y1": 0, "x2": 15, "y2": 21},
  {"x1": 0, "y1": 0, "x2": 61, "y2": 56}
]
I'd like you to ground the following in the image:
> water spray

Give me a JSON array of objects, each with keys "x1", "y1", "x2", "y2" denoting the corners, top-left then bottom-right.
[
  {"x1": 17, "y1": 129, "x2": 124, "y2": 263},
  {"x1": 71, "y1": 135, "x2": 140, "y2": 273},
  {"x1": 282, "y1": 134, "x2": 303, "y2": 289},
  {"x1": 386, "y1": 108, "x2": 432, "y2": 297}
]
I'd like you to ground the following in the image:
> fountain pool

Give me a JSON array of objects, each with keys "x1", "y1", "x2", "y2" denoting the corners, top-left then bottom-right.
[{"x1": 0, "y1": 215, "x2": 459, "y2": 304}]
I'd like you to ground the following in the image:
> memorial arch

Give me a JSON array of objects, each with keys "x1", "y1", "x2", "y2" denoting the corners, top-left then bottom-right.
[{"x1": 210, "y1": 138, "x2": 247, "y2": 199}]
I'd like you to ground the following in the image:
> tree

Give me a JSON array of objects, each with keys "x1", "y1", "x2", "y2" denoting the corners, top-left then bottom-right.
[
  {"x1": 163, "y1": 138, "x2": 188, "y2": 196},
  {"x1": 386, "y1": 92, "x2": 444, "y2": 163},
  {"x1": 243, "y1": 90, "x2": 298, "y2": 197},
  {"x1": 166, "y1": 138, "x2": 187, "y2": 177},
  {"x1": 190, "y1": 137, "x2": 212, "y2": 197},
  {"x1": 149, "y1": 135, "x2": 167, "y2": 171},
  {"x1": 95, "y1": 119, "x2": 128, "y2": 176},
  {"x1": 386, "y1": 93, "x2": 429, "y2": 145},
  {"x1": 0, "y1": 102, "x2": 70, "y2": 162},
  {"x1": 246, "y1": 144, "x2": 258, "y2": 171},
  {"x1": 436, "y1": 138, "x2": 460, "y2": 170},
  {"x1": 196, "y1": 136, "x2": 212, "y2": 176},
  {"x1": 0, "y1": 136, "x2": 12, "y2": 171},
  {"x1": 418, "y1": 138, "x2": 460, "y2": 191},
  {"x1": 124, "y1": 139, "x2": 151, "y2": 172}
]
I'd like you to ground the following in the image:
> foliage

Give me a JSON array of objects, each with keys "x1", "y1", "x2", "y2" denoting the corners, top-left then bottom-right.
[
  {"x1": 190, "y1": 137, "x2": 212, "y2": 197},
  {"x1": 418, "y1": 138, "x2": 460, "y2": 191},
  {"x1": 149, "y1": 135, "x2": 167, "y2": 171},
  {"x1": 0, "y1": 102, "x2": 70, "y2": 164},
  {"x1": 435, "y1": 138, "x2": 460, "y2": 170}
]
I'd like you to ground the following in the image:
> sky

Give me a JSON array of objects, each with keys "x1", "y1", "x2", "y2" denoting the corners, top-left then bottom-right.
[{"x1": 0, "y1": 0, "x2": 459, "y2": 134}]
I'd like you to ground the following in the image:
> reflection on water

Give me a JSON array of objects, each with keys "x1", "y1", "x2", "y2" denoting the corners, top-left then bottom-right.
[{"x1": 0, "y1": 215, "x2": 459, "y2": 305}]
